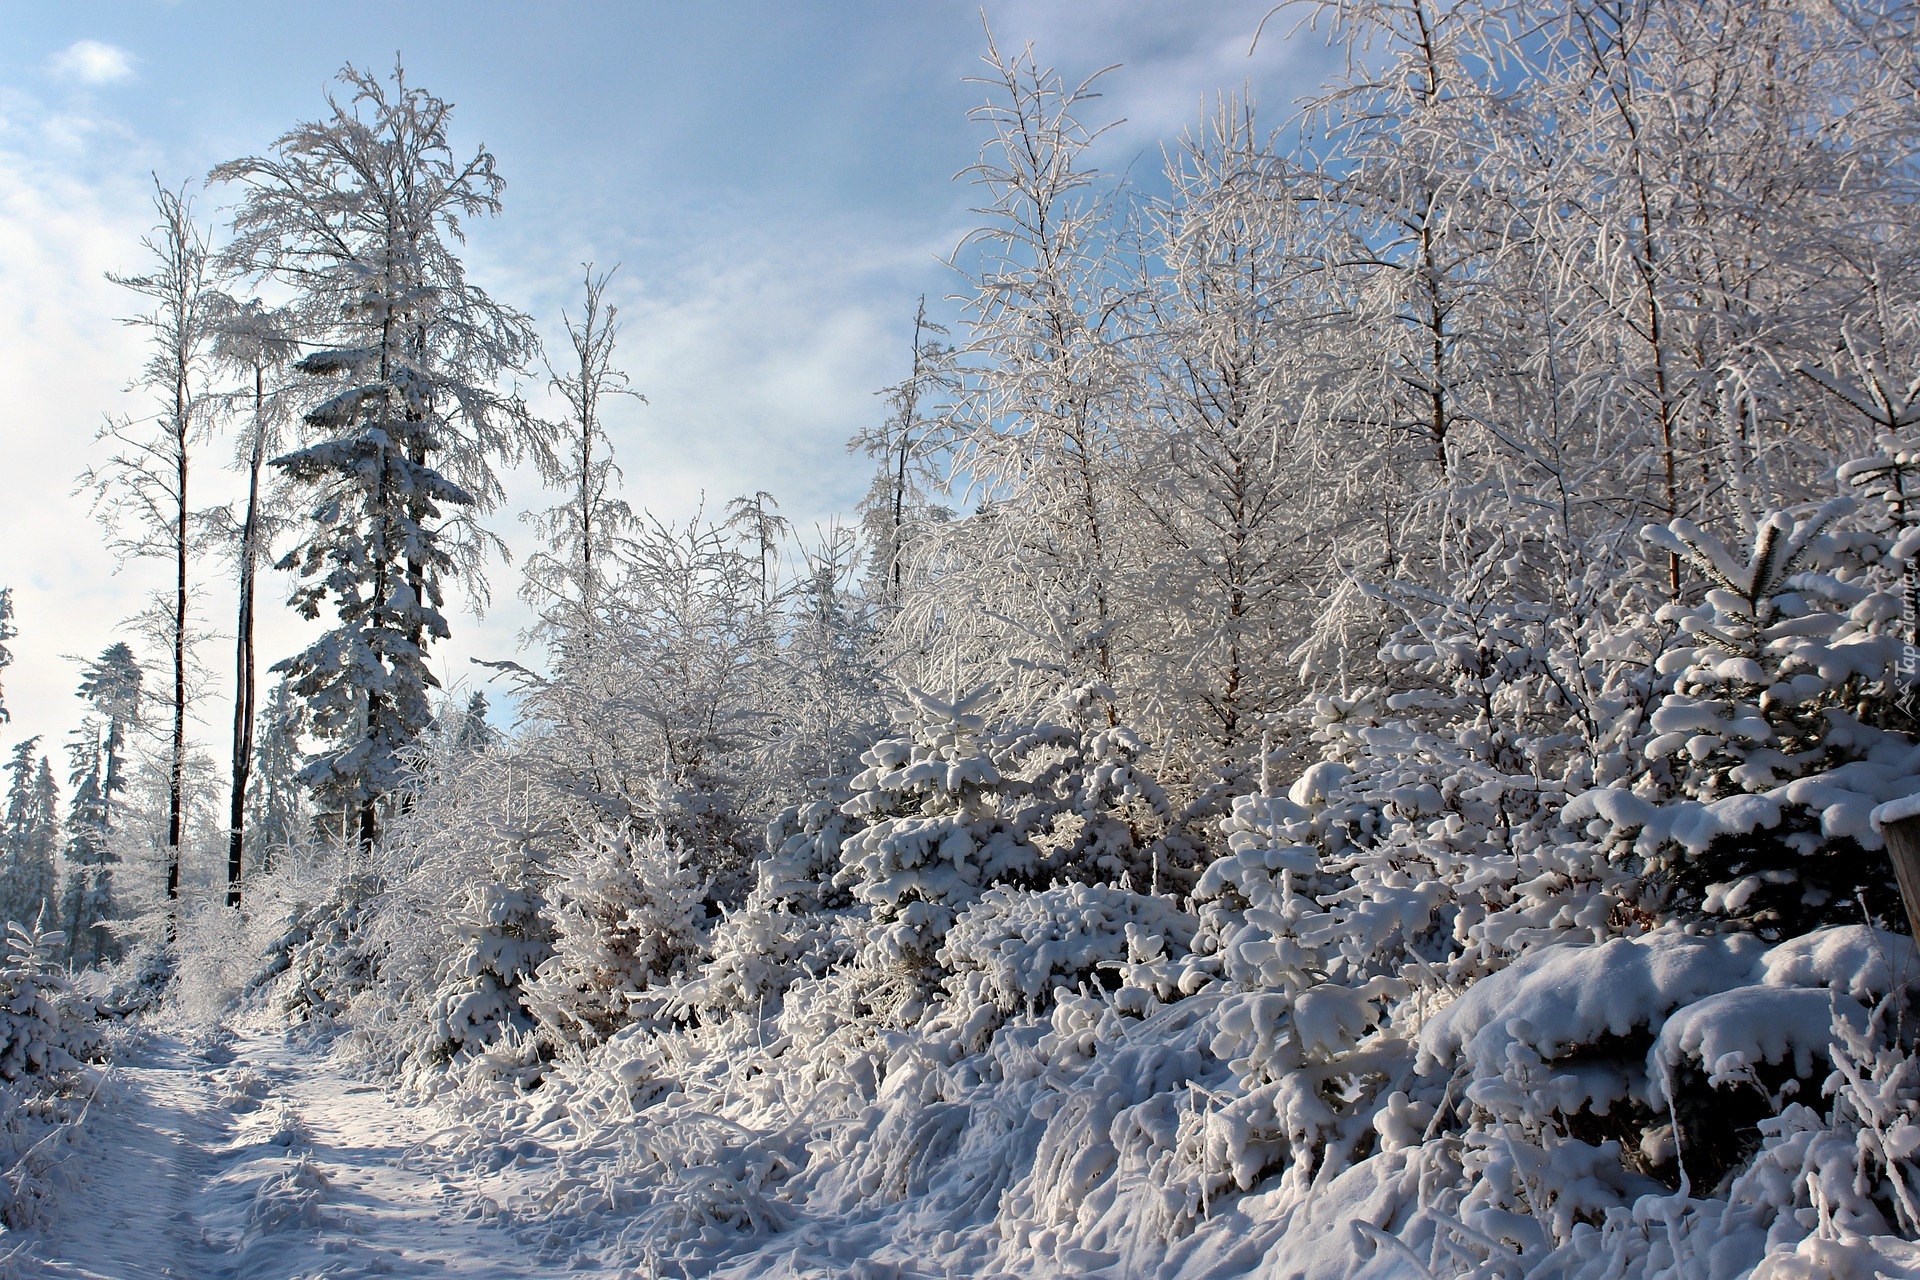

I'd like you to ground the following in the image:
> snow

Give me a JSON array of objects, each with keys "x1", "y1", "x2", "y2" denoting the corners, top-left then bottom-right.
[
  {"x1": 1873, "y1": 793, "x2": 1920, "y2": 829},
  {"x1": 1651, "y1": 984, "x2": 1868, "y2": 1097},
  {"x1": 1416, "y1": 928, "x2": 1768, "y2": 1077},
  {"x1": 15, "y1": 6, "x2": 1920, "y2": 1279},
  {"x1": 29, "y1": 1015, "x2": 564, "y2": 1278},
  {"x1": 1759, "y1": 925, "x2": 1920, "y2": 999}
]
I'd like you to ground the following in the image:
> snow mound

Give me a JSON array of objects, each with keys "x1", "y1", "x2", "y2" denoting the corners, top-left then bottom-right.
[
  {"x1": 1418, "y1": 929, "x2": 1767, "y2": 1076},
  {"x1": 1651, "y1": 984, "x2": 1869, "y2": 1099},
  {"x1": 1758, "y1": 924, "x2": 1920, "y2": 1000}
]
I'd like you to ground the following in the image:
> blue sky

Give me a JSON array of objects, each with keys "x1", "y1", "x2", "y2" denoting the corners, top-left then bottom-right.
[{"x1": 0, "y1": 1, "x2": 1331, "y2": 764}]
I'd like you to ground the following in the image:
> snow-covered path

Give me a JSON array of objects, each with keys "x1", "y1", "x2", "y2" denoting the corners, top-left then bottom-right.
[{"x1": 32, "y1": 1020, "x2": 563, "y2": 1280}]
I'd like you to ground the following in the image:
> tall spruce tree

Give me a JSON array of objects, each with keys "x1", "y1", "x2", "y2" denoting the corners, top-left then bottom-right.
[
  {"x1": 76, "y1": 643, "x2": 142, "y2": 821},
  {"x1": 212, "y1": 63, "x2": 543, "y2": 847}
]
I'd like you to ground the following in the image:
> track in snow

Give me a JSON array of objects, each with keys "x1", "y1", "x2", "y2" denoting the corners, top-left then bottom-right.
[{"x1": 30, "y1": 1019, "x2": 561, "y2": 1280}]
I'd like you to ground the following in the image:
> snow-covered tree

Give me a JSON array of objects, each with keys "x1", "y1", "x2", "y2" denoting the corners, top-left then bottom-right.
[
  {"x1": 246, "y1": 677, "x2": 307, "y2": 872},
  {"x1": 851, "y1": 297, "x2": 955, "y2": 608},
  {"x1": 516, "y1": 506, "x2": 773, "y2": 893},
  {"x1": 213, "y1": 62, "x2": 544, "y2": 846},
  {"x1": 0, "y1": 741, "x2": 58, "y2": 930},
  {"x1": 0, "y1": 588, "x2": 14, "y2": 728},
  {"x1": 522, "y1": 263, "x2": 640, "y2": 643},
  {"x1": 0, "y1": 921, "x2": 100, "y2": 1088},
  {"x1": 762, "y1": 527, "x2": 887, "y2": 803},
  {"x1": 448, "y1": 691, "x2": 496, "y2": 758},
  {"x1": 1123, "y1": 99, "x2": 1329, "y2": 780},
  {"x1": 918, "y1": 34, "x2": 1136, "y2": 714},
  {"x1": 58, "y1": 723, "x2": 117, "y2": 967}
]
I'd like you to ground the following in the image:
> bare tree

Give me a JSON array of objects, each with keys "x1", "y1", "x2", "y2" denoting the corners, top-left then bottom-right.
[
  {"x1": 523, "y1": 264, "x2": 640, "y2": 640},
  {"x1": 851, "y1": 297, "x2": 955, "y2": 608},
  {"x1": 83, "y1": 180, "x2": 218, "y2": 911}
]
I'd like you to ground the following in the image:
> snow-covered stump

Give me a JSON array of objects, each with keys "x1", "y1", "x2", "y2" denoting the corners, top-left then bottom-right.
[{"x1": 1871, "y1": 796, "x2": 1920, "y2": 940}]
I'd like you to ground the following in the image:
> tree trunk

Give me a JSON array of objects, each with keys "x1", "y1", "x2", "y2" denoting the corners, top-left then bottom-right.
[
  {"x1": 168, "y1": 388, "x2": 188, "y2": 911},
  {"x1": 1878, "y1": 811, "x2": 1920, "y2": 941},
  {"x1": 228, "y1": 363, "x2": 266, "y2": 907}
]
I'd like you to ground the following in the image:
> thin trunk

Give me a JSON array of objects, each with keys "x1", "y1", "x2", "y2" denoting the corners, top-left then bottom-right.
[
  {"x1": 579, "y1": 400, "x2": 594, "y2": 615},
  {"x1": 227, "y1": 363, "x2": 265, "y2": 907},
  {"x1": 167, "y1": 367, "x2": 188, "y2": 908},
  {"x1": 892, "y1": 298, "x2": 929, "y2": 601},
  {"x1": 363, "y1": 304, "x2": 397, "y2": 853},
  {"x1": 405, "y1": 317, "x2": 430, "y2": 654},
  {"x1": 1582, "y1": 3, "x2": 1682, "y2": 592},
  {"x1": 1411, "y1": 3, "x2": 1451, "y2": 476}
]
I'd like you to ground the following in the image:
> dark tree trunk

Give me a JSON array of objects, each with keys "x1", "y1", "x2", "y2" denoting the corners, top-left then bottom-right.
[
  {"x1": 167, "y1": 385, "x2": 188, "y2": 911},
  {"x1": 228, "y1": 363, "x2": 266, "y2": 907}
]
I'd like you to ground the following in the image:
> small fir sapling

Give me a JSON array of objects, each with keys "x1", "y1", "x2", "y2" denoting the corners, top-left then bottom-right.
[
  {"x1": 0, "y1": 921, "x2": 102, "y2": 1088},
  {"x1": 430, "y1": 835, "x2": 550, "y2": 1066},
  {"x1": 834, "y1": 684, "x2": 1042, "y2": 973},
  {"x1": 1573, "y1": 503, "x2": 1915, "y2": 937}
]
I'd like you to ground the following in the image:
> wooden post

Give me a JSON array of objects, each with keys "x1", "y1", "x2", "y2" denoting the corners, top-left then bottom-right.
[{"x1": 1873, "y1": 801, "x2": 1920, "y2": 940}]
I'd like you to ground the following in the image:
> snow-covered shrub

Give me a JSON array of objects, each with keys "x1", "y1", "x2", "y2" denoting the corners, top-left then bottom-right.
[
  {"x1": 311, "y1": 738, "x2": 561, "y2": 1085},
  {"x1": 1003, "y1": 685, "x2": 1181, "y2": 890},
  {"x1": 0, "y1": 924, "x2": 101, "y2": 1228},
  {"x1": 170, "y1": 899, "x2": 257, "y2": 1029},
  {"x1": 938, "y1": 881, "x2": 1196, "y2": 1018},
  {"x1": 605, "y1": 1110, "x2": 803, "y2": 1275},
  {"x1": 0, "y1": 922, "x2": 100, "y2": 1087},
  {"x1": 524, "y1": 820, "x2": 704, "y2": 1049},
  {"x1": 675, "y1": 891, "x2": 859, "y2": 1020},
  {"x1": 268, "y1": 870, "x2": 382, "y2": 1025},
  {"x1": 759, "y1": 798, "x2": 857, "y2": 912},
  {"x1": 836, "y1": 683, "x2": 1180, "y2": 978},
  {"x1": 1730, "y1": 1000, "x2": 1920, "y2": 1246}
]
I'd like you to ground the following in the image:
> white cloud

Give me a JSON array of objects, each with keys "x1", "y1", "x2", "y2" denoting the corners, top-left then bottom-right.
[
  {"x1": 48, "y1": 40, "x2": 137, "y2": 87},
  {"x1": 0, "y1": 141, "x2": 154, "y2": 752}
]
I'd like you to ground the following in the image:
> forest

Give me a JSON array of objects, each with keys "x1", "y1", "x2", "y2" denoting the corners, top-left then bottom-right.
[{"x1": 5, "y1": 0, "x2": 1920, "y2": 1276}]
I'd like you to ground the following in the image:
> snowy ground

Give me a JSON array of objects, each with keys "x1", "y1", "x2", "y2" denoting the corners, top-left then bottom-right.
[{"x1": 27, "y1": 1016, "x2": 565, "y2": 1280}]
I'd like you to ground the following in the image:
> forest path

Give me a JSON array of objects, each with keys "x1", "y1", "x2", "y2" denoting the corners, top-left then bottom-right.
[{"x1": 31, "y1": 1014, "x2": 571, "y2": 1279}]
